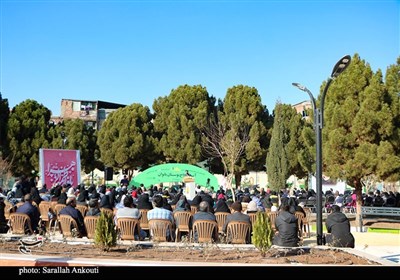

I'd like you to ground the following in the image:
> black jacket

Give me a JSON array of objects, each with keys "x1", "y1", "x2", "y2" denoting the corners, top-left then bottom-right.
[
  {"x1": 325, "y1": 212, "x2": 355, "y2": 248},
  {"x1": 16, "y1": 202, "x2": 41, "y2": 232},
  {"x1": 136, "y1": 193, "x2": 153, "y2": 210},
  {"x1": 214, "y1": 199, "x2": 231, "y2": 213},
  {"x1": 273, "y1": 210, "x2": 299, "y2": 247},
  {"x1": 222, "y1": 212, "x2": 251, "y2": 233},
  {"x1": 59, "y1": 205, "x2": 86, "y2": 236}
]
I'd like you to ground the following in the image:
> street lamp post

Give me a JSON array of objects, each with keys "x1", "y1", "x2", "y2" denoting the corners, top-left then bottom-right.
[{"x1": 292, "y1": 55, "x2": 351, "y2": 245}]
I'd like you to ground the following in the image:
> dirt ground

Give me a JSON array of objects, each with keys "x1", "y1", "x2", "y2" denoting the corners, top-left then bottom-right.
[
  {"x1": 1, "y1": 219, "x2": 396, "y2": 266},
  {"x1": 0, "y1": 239, "x2": 380, "y2": 265}
]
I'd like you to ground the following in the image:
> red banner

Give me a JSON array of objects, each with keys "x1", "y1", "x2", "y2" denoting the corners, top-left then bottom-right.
[{"x1": 39, "y1": 149, "x2": 81, "y2": 189}]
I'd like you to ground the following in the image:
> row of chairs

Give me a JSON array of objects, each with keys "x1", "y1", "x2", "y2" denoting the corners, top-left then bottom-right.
[
  {"x1": 7, "y1": 212, "x2": 309, "y2": 246},
  {"x1": 57, "y1": 209, "x2": 309, "y2": 243},
  {"x1": 6, "y1": 199, "x2": 311, "y2": 242},
  {"x1": 5, "y1": 199, "x2": 312, "y2": 242},
  {"x1": 6, "y1": 211, "x2": 134, "y2": 240}
]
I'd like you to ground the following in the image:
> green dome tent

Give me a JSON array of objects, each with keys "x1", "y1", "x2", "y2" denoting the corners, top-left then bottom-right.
[{"x1": 130, "y1": 163, "x2": 218, "y2": 189}]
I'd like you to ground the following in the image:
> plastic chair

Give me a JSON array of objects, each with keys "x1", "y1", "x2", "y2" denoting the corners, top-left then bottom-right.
[
  {"x1": 192, "y1": 219, "x2": 218, "y2": 243},
  {"x1": 9, "y1": 213, "x2": 33, "y2": 235},
  {"x1": 215, "y1": 212, "x2": 229, "y2": 234},
  {"x1": 38, "y1": 201, "x2": 57, "y2": 231},
  {"x1": 139, "y1": 209, "x2": 150, "y2": 231},
  {"x1": 4, "y1": 200, "x2": 16, "y2": 221},
  {"x1": 76, "y1": 204, "x2": 88, "y2": 218},
  {"x1": 294, "y1": 211, "x2": 305, "y2": 240},
  {"x1": 148, "y1": 219, "x2": 174, "y2": 242},
  {"x1": 267, "y1": 212, "x2": 278, "y2": 232},
  {"x1": 173, "y1": 211, "x2": 192, "y2": 242},
  {"x1": 84, "y1": 216, "x2": 99, "y2": 239},
  {"x1": 54, "y1": 204, "x2": 67, "y2": 216},
  {"x1": 226, "y1": 221, "x2": 251, "y2": 244},
  {"x1": 100, "y1": 207, "x2": 114, "y2": 217},
  {"x1": 117, "y1": 217, "x2": 141, "y2": 240},
  {"x1": 59, "y1": 214, "x2": 79, "y2": 238},
  {"x1": 302, "y1": 207, "x2": 312, "y2": 238},
  {"x1": 247, "y1": 213, "x2": 258, "y2": 226},
  {"x1": 190, "y1": 205, "x2": 198, "y2": 214}
]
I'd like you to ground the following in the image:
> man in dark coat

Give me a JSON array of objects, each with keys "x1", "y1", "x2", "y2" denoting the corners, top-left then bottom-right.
[
  {"x1": 136, "y1": 193, "x2": 153, "y2": 210},
  {"x1": 59, "y1": 197, "x2": 86, "y2": 237},
  {"x1": 325, "y1": 205, "x2": 355, "y2": 248},
  {"x1": 191, "y1": 201, "x2": 218, "y2": 242},
  {"x1": 192, "y1": 201, "x2": 216, "y2": 223},
  {"x1": 272, "y1": 204, "x2": 299, "y2": 247},
  {"x1": 16, "y1": 194, "x2": 40, "y2": 233},
  {"x1": 222, "y1": 201, "x2": 252, "y2": 243},
  {"x1": 222, "y1": 201, "x2": 251, "y2": 232},
  {"x1": 0, "y1": 198, "x2": 10, "y2": 233}
]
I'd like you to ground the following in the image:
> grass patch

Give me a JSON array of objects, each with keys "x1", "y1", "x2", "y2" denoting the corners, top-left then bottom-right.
[
  {"x1": 311, "y1": 224, "x2": 400, "y2": 234},
  {"x1": 367, "y1": 228, "x2": 400, "y2": 234},
  {"x1": 311, "y1": 225, "x2": 327, "y2": 232}
]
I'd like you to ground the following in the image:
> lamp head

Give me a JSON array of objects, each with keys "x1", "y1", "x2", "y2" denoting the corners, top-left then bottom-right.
[
  {"x1": 292, "y1": 82, "x2": 307, "y2": 92},
  {"x1": 331, "y1": 55, "x2": 351, "y2": 78}
]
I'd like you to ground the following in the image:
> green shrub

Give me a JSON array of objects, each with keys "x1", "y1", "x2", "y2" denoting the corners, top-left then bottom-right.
[
  {"x1": 94, "y1": 211, "x2": 117, "y2": 251},
  {"x1": 251, "y1": 212, "x2": 274, "y2": 257}
]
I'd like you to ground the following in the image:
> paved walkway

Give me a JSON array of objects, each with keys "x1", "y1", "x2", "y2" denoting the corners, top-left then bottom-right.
[
  {"x1": 300, "y1": 226, "x2": 400, "y2": 265},
  {"x1": 0, "y1": 228, "x2": 399, "y2": 266},
  {"x1": 305, "y1": 213, "x2": 400, "y2": 264},
  {"x1": 351, "y1": 230, "x2": 400, "y2": 264}
]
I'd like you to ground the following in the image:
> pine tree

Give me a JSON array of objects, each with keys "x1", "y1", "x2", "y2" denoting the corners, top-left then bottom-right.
[
  {"x1": 323, "y1": 54, "x2": 400, "y2": 223},
  {"x1": 7, "y1": 99, "x2": 51, "y2": 175},
  {"x1": 98, "y1": 103, "x2": 157, "y2": 172},
  {"x1": 152, "y1": 84, "x2": 213, "y2": 164}
]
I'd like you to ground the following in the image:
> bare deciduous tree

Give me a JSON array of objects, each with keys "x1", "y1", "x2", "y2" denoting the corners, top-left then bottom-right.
[
  {"x1": 201, "y1": 119, "x2": 249, "y2": 201},
  {"x1": 361, "y1": 175, "x2": 379, "y2": 194},
  {"x1": 0, "y1": 154, "x2": 14, "y2": 191}
]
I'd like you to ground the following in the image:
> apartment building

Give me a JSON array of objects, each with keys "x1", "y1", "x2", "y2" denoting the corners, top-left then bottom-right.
[
  {"x1": 292, "y1": 100, "x2": 312, "y2": 120},
  {"x1": 52, "y1": 99, "x2": 126, "y2": 130}
]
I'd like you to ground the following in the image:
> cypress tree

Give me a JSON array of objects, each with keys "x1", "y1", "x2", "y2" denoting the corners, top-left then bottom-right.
[
  {"x1": 252, "y1": 212, "x2": 274, "y2": 257},
  {"x1": 94, "y1": 212, "x2": 117, "y2": 251}
]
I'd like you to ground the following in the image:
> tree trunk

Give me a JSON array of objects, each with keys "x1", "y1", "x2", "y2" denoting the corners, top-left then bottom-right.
[
  {"x1": 235, "y1": 173, "x2": 242, "y2": 189},
  {"x1": 353, "y1": 178, "x2": 363, "y2": 231},
  {"x1": 226, "y1": 173, "x2": 236, "y2": 202}
]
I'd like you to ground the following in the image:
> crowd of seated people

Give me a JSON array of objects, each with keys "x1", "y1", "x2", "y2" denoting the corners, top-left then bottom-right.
[{"x1": 1, "y1": 174, "x2": 399, "y2": 247}]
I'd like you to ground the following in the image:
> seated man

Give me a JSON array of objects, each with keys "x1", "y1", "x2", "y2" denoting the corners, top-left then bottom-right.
[
  {"x1": 193, "y1": 201, "x2": 216, "y2": 223},
  {"x1": 324, "y1": 205, "x2": 355, "y2": 248},
  {"x1": 86, "y1": 199, "x2": 101, "y2": 217},
  {"x1": 222, "y1": 201, "x2": 252, "y2": 243},
  {"x1": 16, "y1": 194, "x2": 40, "y2": 233},
  {"x1": 0, "y1": 198, "x2": 10, "y2": 233},
  {"x1": 192, "y1": 201, "x2": 218, "y2": 242},
  {"x1": 272, "y1": 204, "x2": 299, "y2": 247},
  {"x1": 116, "y1": 195, "x2": 146, "y2": 240},
  {"x1": 147, "y1": 195, "x2": 175, "y2": 241},
  {"x1": 59, "y1": 197, "x2": 86, "y2": 237}
]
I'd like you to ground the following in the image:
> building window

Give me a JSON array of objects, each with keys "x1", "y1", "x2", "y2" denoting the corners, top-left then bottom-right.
[
  {"x1": 72, "y1": 101, "x2": 81, "y2": 111},
  {"x1": 302, "y1": 106, "x2": 309, "y2": 117},
  {"x1": 80, "y1": 101, "x2": 96, "y2": 111}
]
